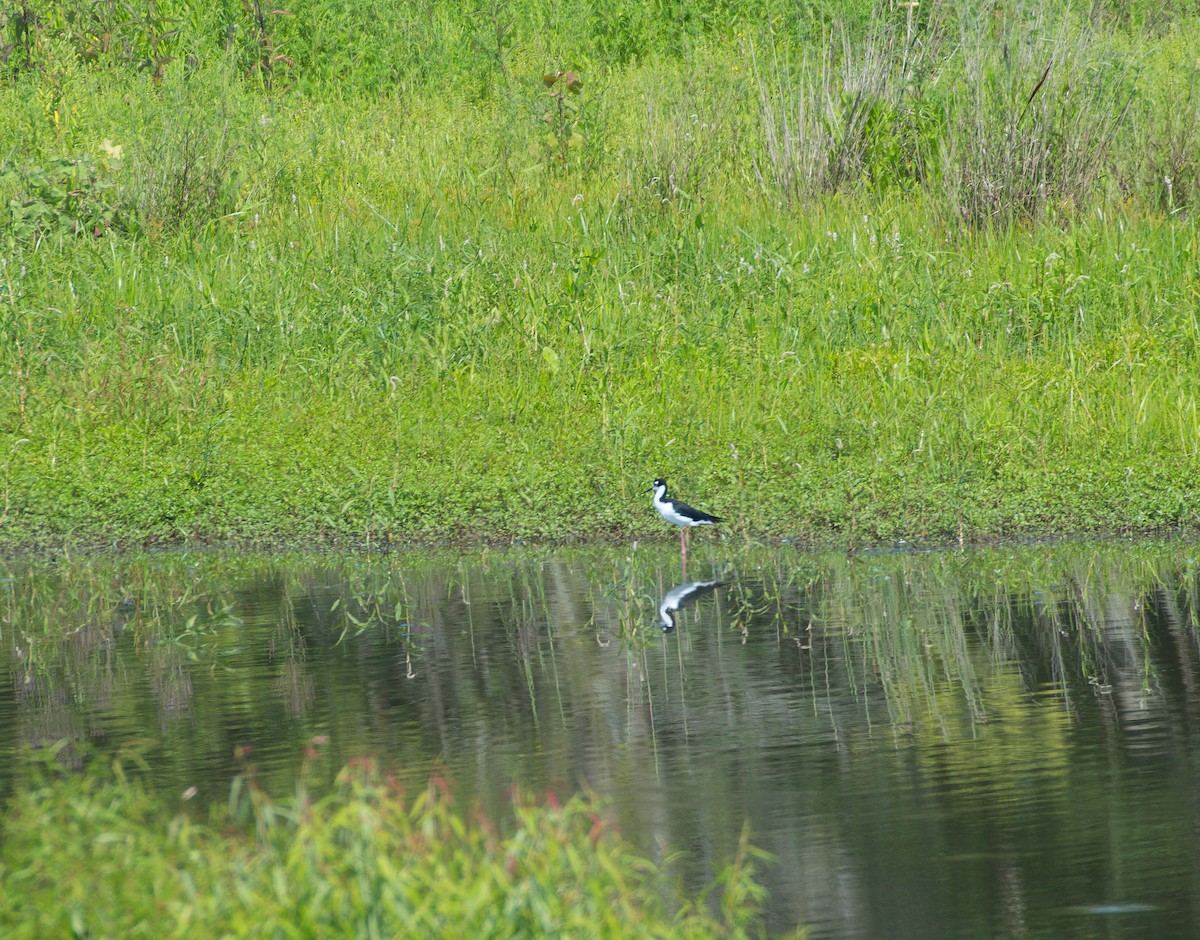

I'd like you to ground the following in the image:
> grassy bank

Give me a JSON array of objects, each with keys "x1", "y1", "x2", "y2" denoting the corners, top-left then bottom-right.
[
  {"x1": 0, "y1": 754, "x2": 786, "y2": 938},
  {"x1": 2, "y1": 1, "x2": 1199, "y2": 548}
]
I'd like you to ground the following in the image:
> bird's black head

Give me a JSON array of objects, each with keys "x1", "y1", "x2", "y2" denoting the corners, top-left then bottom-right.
[{"x1": 651, "y1": 478, "x2": 667, "y2": 489}]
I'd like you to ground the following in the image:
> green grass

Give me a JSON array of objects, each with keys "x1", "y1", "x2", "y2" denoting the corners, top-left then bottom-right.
[
  {"x1": 0, "y1": 753, "x2": 789, "y2": 938},
  {"x1": 1, "y1": 1, "x2": 1199, "y2": 549}
]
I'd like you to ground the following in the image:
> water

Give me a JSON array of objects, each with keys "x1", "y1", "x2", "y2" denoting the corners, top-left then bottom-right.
[{"x1": 4, "y1": 541, "x2": 1200, "y2": 938}]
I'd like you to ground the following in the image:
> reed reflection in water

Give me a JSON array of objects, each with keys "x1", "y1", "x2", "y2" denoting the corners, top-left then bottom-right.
[{"x1": 3, "y1": 542, "x2": 1200, "y2": 939}]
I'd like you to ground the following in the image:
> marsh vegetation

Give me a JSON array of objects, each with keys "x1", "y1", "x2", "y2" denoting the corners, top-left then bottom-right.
[{"x1": 0, "y1": 0, "x2": 1198, "y2": 547}]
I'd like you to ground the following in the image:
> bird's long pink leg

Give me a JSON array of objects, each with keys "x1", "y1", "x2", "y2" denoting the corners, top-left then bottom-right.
[{"x1": 681, "y1": 528, "x2": 688, "y2": 575}]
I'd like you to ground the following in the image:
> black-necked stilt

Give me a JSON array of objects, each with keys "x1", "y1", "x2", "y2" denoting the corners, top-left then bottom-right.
[
  {"x1": 658, "y1": 579, "x2": 724, "y2": 631},
  {"x1": 649, "y1": 478, "x2": 722, "y2": 567}
]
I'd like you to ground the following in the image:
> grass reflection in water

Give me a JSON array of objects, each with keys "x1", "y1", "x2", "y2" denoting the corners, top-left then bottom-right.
[{"x1": 3, "y1": 541, "x2": 1200, "y2": 937}]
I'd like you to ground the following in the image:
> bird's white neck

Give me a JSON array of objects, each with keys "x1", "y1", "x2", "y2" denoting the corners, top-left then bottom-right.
[{"x1": 652, "y1": 483, "x2": 669, "y2": 503}]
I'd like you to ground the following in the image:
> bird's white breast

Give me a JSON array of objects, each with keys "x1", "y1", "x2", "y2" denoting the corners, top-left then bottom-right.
[{"x1": 654, "y1": 495, "x2": 710, "y2": 527}]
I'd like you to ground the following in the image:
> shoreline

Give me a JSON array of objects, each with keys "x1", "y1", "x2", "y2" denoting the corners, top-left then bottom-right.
[{"x1": 2, "y1": 524, "x2": 1196, "y2": 560}]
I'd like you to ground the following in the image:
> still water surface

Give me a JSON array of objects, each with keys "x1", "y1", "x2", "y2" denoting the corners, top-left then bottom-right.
[{"x1": 3, "y1": 541, "x2": 1200, "y2": 938}]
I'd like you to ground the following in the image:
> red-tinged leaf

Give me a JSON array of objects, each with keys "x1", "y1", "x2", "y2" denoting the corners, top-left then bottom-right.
[{"x1": 563, "y1": 71, "x2": 581, "y2": 91}]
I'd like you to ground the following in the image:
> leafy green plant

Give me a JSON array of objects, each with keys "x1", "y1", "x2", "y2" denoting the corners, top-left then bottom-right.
[
  {"x1": 83, "y1": 0, "x2": 183, "y2": 79},
  {"x1": 242, "y1": 0, "x2": 294, "y2": 89},
  {"x1": 2, "y1": 0, "x2": 41, "y2": 75},
  {"x1": 541, "y1": 67, "x2": 584, "y2": 166},
  {"x1": 2, "y1": 147, "x2": 132, "y2": 239}
]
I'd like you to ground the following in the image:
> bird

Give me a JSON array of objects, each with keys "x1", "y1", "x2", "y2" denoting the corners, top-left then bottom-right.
[
  {"x1": 657, "y1": 579, "x2": 724, "y2": 631},
  {"x1": 649, "y1": 478, "x2": 722, "y2": 568}
]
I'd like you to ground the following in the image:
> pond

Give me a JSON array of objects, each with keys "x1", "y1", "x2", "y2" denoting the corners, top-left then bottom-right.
[{"x1": 3, "y1": 540, "x2": 1200, "y2": 938}]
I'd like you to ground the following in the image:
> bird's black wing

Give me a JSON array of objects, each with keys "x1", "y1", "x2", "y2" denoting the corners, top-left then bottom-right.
[
  {"x1": 676, "y1": 579, "x2": 724, "y2": 606},
  {"x1": 674, "y1": 500, "x2": 722, "y2": 523}
]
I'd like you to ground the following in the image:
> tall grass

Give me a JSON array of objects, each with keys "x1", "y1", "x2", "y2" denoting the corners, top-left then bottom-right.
[
  {"x1": 940, "y1": 4, "x2": 1138, "y2": 225},
  {"x1": 750, "y1": 1, "x2": 1163, "y2": 221},
  {"x1": 752, "y1": 11, "x2": 942, "y2": 200},
  {"x1": 0, "y1": 0, "x2": 1198, "y2": 547}
]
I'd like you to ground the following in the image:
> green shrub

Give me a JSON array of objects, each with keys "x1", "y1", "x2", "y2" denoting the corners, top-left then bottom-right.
[
  {"x1": 2, "y1": 147, "x2": 132, "y2": 239},
  {"x1": 0, "y1": 755, "x2": 796, "y2": 938}
]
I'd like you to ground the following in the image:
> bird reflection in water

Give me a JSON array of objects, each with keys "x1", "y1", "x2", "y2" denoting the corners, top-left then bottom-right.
[{"x1": 657, "y1": 579, "x2": 724, "y2": 631}]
